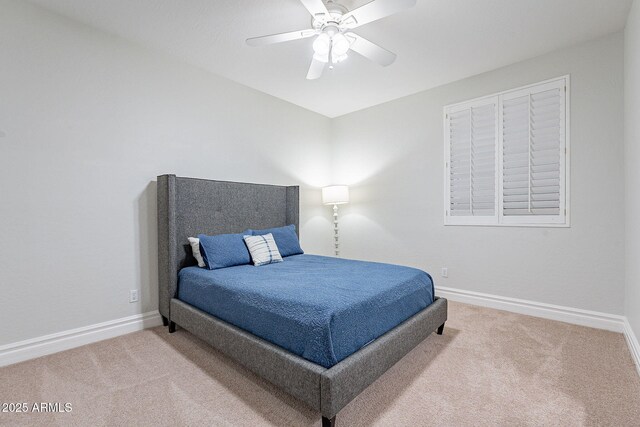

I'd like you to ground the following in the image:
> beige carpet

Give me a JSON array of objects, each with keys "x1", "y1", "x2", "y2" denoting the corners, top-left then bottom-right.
[{"x1": 1, "y1": 301, "x2": 639, "y2": 427}]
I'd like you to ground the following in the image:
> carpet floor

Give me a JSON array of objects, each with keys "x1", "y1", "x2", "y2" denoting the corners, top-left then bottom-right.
[{"x1": 1, "y1": 301, "x2": 639, "y2": 426}]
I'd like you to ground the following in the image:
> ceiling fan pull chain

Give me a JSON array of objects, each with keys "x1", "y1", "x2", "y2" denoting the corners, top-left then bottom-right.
[{"x1": 328, "y1": 39, "x2": 334, "y2": 70}]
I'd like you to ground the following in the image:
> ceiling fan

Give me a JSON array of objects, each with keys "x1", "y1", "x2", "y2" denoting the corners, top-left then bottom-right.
[{"x1": 246, "y1": 0, "x2": 417, "y2": 80}]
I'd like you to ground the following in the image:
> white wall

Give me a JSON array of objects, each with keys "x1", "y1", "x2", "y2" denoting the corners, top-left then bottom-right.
[
  {"x1": 0, "y1": 0, "x2": 333, "y2": 346},
  {"x1": 625, "y1": 0, "x2": 640, "y2": 338},
  {"x1": 332, "y1": 33, "x2": 625, "y2": 314}
]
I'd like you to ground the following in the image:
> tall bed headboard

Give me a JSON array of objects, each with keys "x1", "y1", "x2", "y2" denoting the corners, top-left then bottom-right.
[{"x1": 157, "y1": 175, "x2": 299, "y2": 320}]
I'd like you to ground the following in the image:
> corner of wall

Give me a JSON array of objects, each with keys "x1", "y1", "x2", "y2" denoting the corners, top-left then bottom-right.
[{"x1": 625, "y1": 0, "x2": 640, "y2": 350}]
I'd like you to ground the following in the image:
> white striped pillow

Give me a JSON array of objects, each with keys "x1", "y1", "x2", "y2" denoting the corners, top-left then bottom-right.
[
  {"x1": 243, "y1": 233, "x2": 283, "y2": 266},
  {"x1": 188, "y1": 237, "x2": 206, "y2": 268}
]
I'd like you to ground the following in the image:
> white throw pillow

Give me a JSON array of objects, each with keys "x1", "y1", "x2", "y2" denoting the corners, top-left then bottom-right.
[
  {"x1": 243, "y1": 233, "x2": 283, "y2": 266},
  {"x1": 188, "y1": 237, "x2": 206, "y2": 268}
]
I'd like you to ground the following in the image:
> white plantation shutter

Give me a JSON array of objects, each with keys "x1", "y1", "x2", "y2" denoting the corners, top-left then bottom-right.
[
  {"x1": 470, "y1": 104, "x2": 497, "y2": 216},
  {"x1": 500, "y1": 79, "x2": 566, "y2": 224},
  {"x1": 445, "y1": 98, "x2": 498, "y2": 224},
  {"x1": 445, "y1": 76, "x2": 569, "y2": 226},
  {"x1": 448, "y1": 109, "x2": 473, "y2": 216}
]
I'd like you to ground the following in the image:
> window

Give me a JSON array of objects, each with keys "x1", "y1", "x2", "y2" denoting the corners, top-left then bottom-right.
[{"x1": 444, "y1": 76, "x2": 570, "y2": 227}]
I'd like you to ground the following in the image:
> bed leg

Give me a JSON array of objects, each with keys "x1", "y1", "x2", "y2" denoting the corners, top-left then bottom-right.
[
  {"x1": 168, "y1": 321, "x2": 176, "y2": 333},
  {"x1": 322, "y1": 416, "x2": 336, "y2": 427},
  {"x1": 161, "y1": 316, "x2": 169, "y2": 327},
  {"x1": 437, "y1": 323, "x2": 445, "y2": 335}
]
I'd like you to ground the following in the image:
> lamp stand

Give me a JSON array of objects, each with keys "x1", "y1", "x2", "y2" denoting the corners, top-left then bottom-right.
[{"x1": 333, "y1": 204, "x2": 340, "y2": 257}]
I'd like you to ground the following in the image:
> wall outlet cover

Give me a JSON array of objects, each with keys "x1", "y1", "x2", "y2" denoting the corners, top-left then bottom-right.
[{"x1": 129, "y1": 290, "x2": 139, "y2": 303}]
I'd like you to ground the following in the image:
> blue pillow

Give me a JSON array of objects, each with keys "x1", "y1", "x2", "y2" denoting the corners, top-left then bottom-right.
[
  {"x1": 249, "y1": 224, "x2": 303, "y2": 257},
  {"x1": 197, "y1": 232, "x2": 251, "y2": 270}
]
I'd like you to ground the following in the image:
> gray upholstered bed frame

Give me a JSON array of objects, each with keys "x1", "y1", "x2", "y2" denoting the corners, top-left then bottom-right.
[{"x1": 157, "y1": 174, "x2": 448, "y2": 426}]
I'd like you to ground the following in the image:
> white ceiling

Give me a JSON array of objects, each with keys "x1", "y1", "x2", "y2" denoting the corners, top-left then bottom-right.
[{"x1": 30, "y1": 0, "x2": 632, "y2": 118}]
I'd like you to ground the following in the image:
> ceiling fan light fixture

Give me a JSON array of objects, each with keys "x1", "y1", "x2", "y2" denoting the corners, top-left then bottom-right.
[
  {"x1": 313, "y1": 51, "x2": 348, "y2": 64},
  {"x1": 333, "y1": 53, "x2": 348, "y2": 63},
  {"x1": 331, "y1": 33, "x2": 350, "y2": 56},
  {"x1": 313, "y1": 52, "x2": 328, "y2": 63},
  {"x1": 313, "y1": 33, "x2": 331, "y2": 55}
]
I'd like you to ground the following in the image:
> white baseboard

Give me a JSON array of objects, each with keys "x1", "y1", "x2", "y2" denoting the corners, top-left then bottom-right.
[
  {"x1": 0, "y1": 311, "x2": 163, "y2": 368},
  {"x1": 435, "y1": 285, "x2": 640, "y2": 377},
  {"x1": 623, "y1": 318, "x2": 640, "y2": 377},
  {"x1": 436, "y1": 286, "x2": 625, "y2": 332}
]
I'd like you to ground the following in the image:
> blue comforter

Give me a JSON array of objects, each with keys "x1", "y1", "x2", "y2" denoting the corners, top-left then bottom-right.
[{"x1": 178, "y1": 254, "x2": 434, "y2": 368}]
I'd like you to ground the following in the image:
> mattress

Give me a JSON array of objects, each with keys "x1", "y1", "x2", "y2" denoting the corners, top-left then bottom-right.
[{"x1": 177, "y1": 254, "x2": 434, "y2": 368}]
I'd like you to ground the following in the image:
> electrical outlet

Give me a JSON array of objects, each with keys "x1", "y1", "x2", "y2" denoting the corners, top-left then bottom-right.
[
  {"x1": 129, "y1": 289, "x2": 139, "y2": 303},
  {"x1": 441, "y1": 268, "x2": 448, "y2": 278}
]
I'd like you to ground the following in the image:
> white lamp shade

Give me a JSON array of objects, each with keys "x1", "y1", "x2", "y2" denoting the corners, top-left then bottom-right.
[{"x1": 322, "y1": 185, "x2": 349, "y2": 205}]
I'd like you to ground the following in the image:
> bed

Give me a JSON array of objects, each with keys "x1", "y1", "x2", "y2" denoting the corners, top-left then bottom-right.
[{"x1": 157, "y1": 175, "x2": 447, "y2": 426}]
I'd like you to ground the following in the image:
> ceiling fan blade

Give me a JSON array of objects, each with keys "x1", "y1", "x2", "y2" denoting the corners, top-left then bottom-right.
[
  {"x1": 306, "y1": 57, "x2": 326, "y2": 80},
  {"x1": 299, "y1": 0, "x2": 330, "y2": 18},
  {"x1": 246, "y1": 29, "x2": 317, "y2": 47},
  {"x1": 342, "y1": 0, "x2": 417, "y2": 29},
  {"x1": 349, "y1": 34, "x2": 397, "y2": 66}
]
